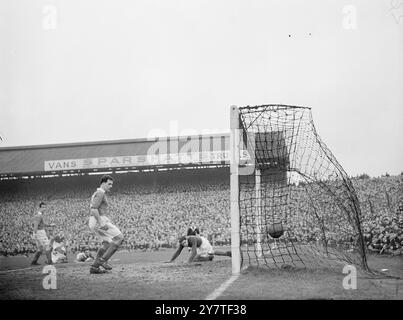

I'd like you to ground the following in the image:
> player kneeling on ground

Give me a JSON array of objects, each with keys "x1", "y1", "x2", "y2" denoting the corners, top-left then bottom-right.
[
  {"x1": 167, "y1": 235, "x2": 231, "y2": 264},
  {"x1": 88, "y1": 175, "x2": 124, "y2": 274},
  {"x1": 75, "y1": 248, "x2": 94, "y2": 263}
]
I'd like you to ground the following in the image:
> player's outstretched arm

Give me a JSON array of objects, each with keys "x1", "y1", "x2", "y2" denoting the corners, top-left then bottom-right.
[
  {"x1": 187, "y1": 240, "x2": 198, "y2": 263},
  {"x1": 166, "y1": 246, "x2": 184, "y2": 263}
]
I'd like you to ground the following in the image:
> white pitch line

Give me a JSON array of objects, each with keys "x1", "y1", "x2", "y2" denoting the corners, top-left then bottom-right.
[{"x1": 205, "y1": 274, "x2": 240, "y2": 300}]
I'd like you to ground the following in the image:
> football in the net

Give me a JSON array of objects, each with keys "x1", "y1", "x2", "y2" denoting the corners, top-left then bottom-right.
[{"x1": 268, "y1": 222, "x2": 284, "y2": 239}]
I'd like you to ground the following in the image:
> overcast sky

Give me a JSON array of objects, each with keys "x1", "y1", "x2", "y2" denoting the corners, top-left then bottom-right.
[{"x1": 0, "y1": 0, "x2": 402, "y2": 177}]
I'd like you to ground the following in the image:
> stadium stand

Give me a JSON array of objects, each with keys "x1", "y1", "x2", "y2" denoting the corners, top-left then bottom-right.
[
  {"x1": 0, "y1": 168, "x2": 230, "y2": 255},
  {"x1": 0, "y1": 169, "x2": 402, "y2": 256},
  {"x1": 0, "y1": 135, "x2": 401, "y2": 257}
]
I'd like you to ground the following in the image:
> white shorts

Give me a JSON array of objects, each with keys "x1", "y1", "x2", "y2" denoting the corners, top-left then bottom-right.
[
  {"x1": 52, "y1": 251, "x2": 67, "y2": 263},
  {"x1": 197, "y1": 237, "x2": 214, "y2": 258},
  {"x1": 34, "y1": 230, "x2": 50, "y2": 250},
  {"x1": 89, "y1": 215, "x2": 122, "y2": 243}
]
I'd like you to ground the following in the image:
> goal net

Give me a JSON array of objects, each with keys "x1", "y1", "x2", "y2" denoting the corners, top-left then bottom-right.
[{"x1": 230, "y1": 105, "x2": 369, "y2": 273}]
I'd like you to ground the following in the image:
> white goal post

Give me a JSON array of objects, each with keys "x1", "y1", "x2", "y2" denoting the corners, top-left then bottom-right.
[
  {"x1": 230, "y1": 105, "x2": 263, "y2": 274},
  {"x1": 230, "y1": 105, "x2": 241, "y2": 275}
]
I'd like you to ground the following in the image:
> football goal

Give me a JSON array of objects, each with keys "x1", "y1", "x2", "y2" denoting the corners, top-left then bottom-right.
[{"x1": 230, "y1": 105, "x2": 369, "y2": 274}]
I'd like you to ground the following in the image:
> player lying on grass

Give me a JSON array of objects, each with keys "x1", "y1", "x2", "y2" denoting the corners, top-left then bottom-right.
[
  {"x1": 167, "y1": 235, "x2": 231, "y2": 264},
  {"x1": 75, "y1": 248, "x2": 95, "y2": 263},
  {"x1": 50, "y1": 234, "x2": 68, "y2": 264}
]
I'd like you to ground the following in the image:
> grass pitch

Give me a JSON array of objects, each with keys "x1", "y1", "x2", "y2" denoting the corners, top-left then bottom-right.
[{"x1": 0, "y1": 248, "x2": 402, "y2": 300}]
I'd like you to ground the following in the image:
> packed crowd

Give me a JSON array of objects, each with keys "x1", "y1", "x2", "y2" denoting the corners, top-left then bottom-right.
[
  {"x1": 294, "y1": 175, "x2": 403, "y2": 255},
  {"x1": 354, "y1": 175, "x2": 403, "y2": 254},
  {"x1": 0, "y1": 169, "x2": 231, "y2": 255},
  {"x1": 0, "y1": 169, "x2": 401, "y2": 256}
]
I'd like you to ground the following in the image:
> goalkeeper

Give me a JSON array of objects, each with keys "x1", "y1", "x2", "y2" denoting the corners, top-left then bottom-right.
[{"x1": 167, "y1": 235, "x2": 231, "y2": 264}]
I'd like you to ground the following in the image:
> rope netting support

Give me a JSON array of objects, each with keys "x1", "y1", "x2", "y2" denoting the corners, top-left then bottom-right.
[{"x1": 232, "y1": 105, "x2": 369, "y2": 272}]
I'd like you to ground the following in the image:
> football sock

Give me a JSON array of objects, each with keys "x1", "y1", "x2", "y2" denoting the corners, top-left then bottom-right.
[
  {"x1": 96, "y1": 245, "x2": 108, "y2": 260},
  {"x1": 31, "y1": 251, "x2": 41, "y2": 264},
  {"x1": 101, "y1": 243, "x2": 119, "y2": 261},
  {"x1": 92, "y1": 245, "x2": 109, "y2": 268}
]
